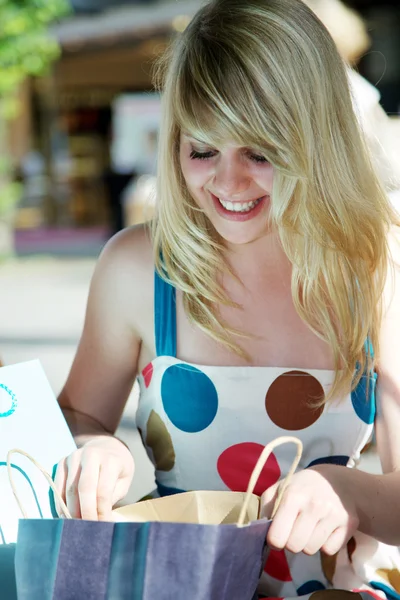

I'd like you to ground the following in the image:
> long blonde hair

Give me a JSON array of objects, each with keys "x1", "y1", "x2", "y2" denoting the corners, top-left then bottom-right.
[{"x1": 152, "y1": 0, "x2": 398, "y2": 401}]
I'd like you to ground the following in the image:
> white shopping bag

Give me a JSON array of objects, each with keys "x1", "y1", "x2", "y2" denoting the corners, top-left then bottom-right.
[{"x1": 0, "y1": 360, "x2": 76, "y2": 544}]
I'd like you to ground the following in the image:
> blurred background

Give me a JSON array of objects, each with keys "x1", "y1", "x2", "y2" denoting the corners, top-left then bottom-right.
[{"x1": 0, "y1": 0, "x2": 399, "y2": 500}]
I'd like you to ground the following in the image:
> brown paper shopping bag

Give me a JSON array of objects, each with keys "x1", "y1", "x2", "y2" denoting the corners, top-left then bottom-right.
[{"x1": 112, "y1": 435, "x2": 303, "y2": 527}]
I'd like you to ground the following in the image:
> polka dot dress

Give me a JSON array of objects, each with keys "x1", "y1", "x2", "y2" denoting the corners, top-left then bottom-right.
[{"x1": 135, "y1": 272, "x2": 400, "y2": 600}]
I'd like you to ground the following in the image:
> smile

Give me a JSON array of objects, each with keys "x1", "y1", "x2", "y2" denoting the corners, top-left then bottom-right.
[
  {"x1": 217, "y1": 197, "x2": 263, "y2": 213},
  {"x1": 211, "y1": 193, "x2": 267, "y2": 222}
]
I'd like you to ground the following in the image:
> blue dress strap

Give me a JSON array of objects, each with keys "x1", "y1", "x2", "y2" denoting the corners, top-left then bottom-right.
[
  {"x1": 154, "y1": 270, "x2": 177, "y2": 357},
  {"x1": 365, "y1": 336, "x2": 374, "y2": 360}
]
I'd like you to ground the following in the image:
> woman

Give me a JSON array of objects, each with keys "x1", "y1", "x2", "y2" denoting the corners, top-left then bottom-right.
[{"x1": 56, "y1": 0, "x2": 400, "y2": 597}]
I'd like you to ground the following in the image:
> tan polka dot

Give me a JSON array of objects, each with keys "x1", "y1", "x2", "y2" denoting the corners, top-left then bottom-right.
[
  {"x1": 146, "y1": 410, "x2": 176, "y2": 471},
  {"x1": 347, "y1": 537, "x2": 356, "y2": 562},
  {"x1": 360, "y1": 441, "x2": 373, "y2": 454},
  {"x1": 137, "y1": 427, "x2": 144, "y2": 444},
  {"x1": 376, "y1": 569, "x2": 400, "y2": 593},
  {"x1": 138, "y1": 494, "x2": 154, "y2": 502},
  {"x1": 321, "y1": 551, "x2": 338, "y2": 585},
  {"x1": 265, "y1": 371, "x2": 324, "y2": 430},
  {"x1": 310, "y1": 591, "x2": 362, "y2": 600}
]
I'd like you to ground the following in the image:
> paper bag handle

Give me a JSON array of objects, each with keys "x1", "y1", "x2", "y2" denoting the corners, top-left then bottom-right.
[
  {"x1": 7, "y1": 438, "x2": 301, "y2": 525},
  {"x1": 7, "y1": 448, "x2": 72, "y2": 520},
  {"x1": 237, "y1": 436, "x2": 303, "y2": 527}
]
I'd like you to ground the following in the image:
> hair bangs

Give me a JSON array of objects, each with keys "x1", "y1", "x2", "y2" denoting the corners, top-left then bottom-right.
[{"x1": 173, "y1": 34, "x2": 278, "y2": 161}]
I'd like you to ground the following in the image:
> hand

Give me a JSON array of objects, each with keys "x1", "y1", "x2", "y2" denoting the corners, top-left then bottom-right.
[
  {"x1": 260, "y1": 465, "x2": 359, "y2": 555},
  {"x1": 54, "y1": 436, "x2": 135, "y2": 521}
]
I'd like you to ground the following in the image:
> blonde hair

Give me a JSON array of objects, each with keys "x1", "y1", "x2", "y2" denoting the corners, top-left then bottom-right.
[{"x1": 152, "y1": 0, "x2": 398, "y2": 402}]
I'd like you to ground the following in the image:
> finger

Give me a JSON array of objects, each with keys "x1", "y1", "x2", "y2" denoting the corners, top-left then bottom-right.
[
  {"x1": 285, "y1": 511, "x2": 321, "y2": 554},
  {"x1": 96, "y1": 458, "x2": 121, "y2": 521},
  {"x1": 78, "y1": 453, "x2": 101, "y2": 520},
  {"x1": 53, "y1": 458, "x2": 68, "y2": 517},
  {"x1": 65, "y1": 454, "x2": 83, "y2": 519},
  {"x1": 260, "y1": 482, "x2": 279, "y2": 519},
  {"x1": 111, "y1": 473, "x2": 133, "y2": 508},
  {"x1": 267, "y1": 494, "x2": 301, "y2": 550},
  {"x1": 321, "y1": 526, "x2": 350, "y2": 556},
  {"x1": 301, "y1": 518, "x2": 335, "y2": 555}
]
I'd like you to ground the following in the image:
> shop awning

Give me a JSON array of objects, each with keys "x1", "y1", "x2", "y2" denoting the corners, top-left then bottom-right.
[{"x1": 51, "y1": 0, "x2": 201, "y2": 52}]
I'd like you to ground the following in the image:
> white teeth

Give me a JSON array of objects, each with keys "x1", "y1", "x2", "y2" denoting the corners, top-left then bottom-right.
[{"x1": 218, "y1": 197, "x2": 262, "y2": 212}]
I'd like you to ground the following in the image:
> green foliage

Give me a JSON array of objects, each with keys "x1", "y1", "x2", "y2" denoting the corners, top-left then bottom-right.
[
  {"x1": 0, "y1": 0, "x2": 70, "y2": 218},
  {"x1": 0, "y1": 0, "x2": 70, "y2": 96}
]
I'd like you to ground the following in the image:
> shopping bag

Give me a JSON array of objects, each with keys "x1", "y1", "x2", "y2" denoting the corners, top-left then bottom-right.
[
  {"x1": 0, "y1": 543, "x2": 17, "y2": 600},
  {"x1": 0, "y1": 360, "x2": 76, "y2": 544},
  {"x1": 11, "y1": 436, "x2": 302, "y2": 600}
]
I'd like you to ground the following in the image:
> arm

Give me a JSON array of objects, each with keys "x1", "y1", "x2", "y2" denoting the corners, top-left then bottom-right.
[
  {"x1": 347, "y1": 226, "x2": 400, "y2": 542},
  {"x1": 56, "y1": 225, "x2": 153, "y2": 520},
  {"x1": 59, "y1": 234, "x2": 141, "y2": 442}
]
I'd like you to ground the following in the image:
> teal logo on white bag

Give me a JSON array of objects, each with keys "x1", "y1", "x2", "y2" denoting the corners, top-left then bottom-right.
[{"x1": 0, "y1": 384, "x2": 17, "y2": 417}]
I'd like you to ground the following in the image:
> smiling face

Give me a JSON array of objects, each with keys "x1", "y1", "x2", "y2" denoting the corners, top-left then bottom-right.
[{"x1": 179, "y1": 132, "x2": 274, "y2": 246}]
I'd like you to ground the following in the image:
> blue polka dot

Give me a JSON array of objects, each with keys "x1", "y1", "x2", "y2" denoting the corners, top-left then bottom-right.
[
  {"x1": 351, "y1": 371, "x2": 377, "y2": 424},
  {"x1": 156, "y1": 481, "x2": 186, "y2": 497},
  {"x1": 161, "y1": 364, "x2": 218, "y2": 432},
  {"x1": 297, "y1": 581, "x2": 326, "y2": 595},
  {"x1": 306, "y1": 456, "x2": 350, "y2": 468},
  {"x1": 370, "y1": 581, "x2": 400, "y2": 600}
]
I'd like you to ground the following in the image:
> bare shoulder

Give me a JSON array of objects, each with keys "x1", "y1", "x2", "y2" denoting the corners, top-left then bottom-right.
[
  {"x1": 91, "y1": 223, "x2": 154, "y2": 336},
  {"x1": 99, "y1": 222, "x2": 153, "y2": 274},
  {"x1": 378, "y1": 224, "x2": 400, "y2": 365}
]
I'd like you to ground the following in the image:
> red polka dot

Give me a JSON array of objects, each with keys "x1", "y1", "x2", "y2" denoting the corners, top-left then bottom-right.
[
  {"x1": 217, "y1": 443, "x2": 281, "y2": 496},
  {"x1": 142, "y1": 362, "x2": 153, "y2": 388},
  {"x1": 264, "y1": 549, "x2": 292, "y2": 581}
]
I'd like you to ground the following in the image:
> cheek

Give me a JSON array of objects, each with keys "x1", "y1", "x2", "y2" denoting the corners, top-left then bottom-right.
[
  {"x1": 255, "y1": 165, "x2": 274, "y2": 190},
  {"x1": 180, "y1": 157, "x2": 212, "y2": 191}
]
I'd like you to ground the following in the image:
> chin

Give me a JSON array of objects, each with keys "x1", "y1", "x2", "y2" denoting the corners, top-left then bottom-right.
[{"x1": 215, "y1": 225, "x2": 268, "y2": 246}]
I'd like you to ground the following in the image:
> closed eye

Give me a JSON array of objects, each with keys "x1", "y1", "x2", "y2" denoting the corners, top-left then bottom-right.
[
  {"x1": 189, "y1": 150, "x2": 268, "y2": 164},
  {"x1": 250, "y1": 153, "x2": 268, "y2": 163},
  {"x1": 189, "y1": 150, "x2": 216, "y2": 160}
]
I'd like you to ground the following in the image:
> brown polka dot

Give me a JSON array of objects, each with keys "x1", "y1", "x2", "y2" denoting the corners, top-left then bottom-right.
[
  {"x1": 376, "y1": 569, "x2": 400, "y2": 593},
  {"x1": 321, "y1": 551, "x2": 338, "y2": 585},
  {"x1": 265, "y1": 371, "x2": 324, "y2": 430},
  {"x1": 146, "y1": 410, "x2": 176, "y2": 471},
  {"x1": 347, "y1": 537, "x2": 357, "y2": 562},
  {"x1": 310, "y1": 591, "x2": 362, "y2": 600}
]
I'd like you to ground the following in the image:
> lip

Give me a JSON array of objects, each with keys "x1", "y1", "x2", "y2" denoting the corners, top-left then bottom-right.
[{"x1": 211, "y1": 193, "x2": 268, "y2": 222}]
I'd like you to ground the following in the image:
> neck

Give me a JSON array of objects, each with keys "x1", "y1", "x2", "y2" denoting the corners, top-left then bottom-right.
[{"x1": 223, "y1": 230, "x2": 290, "y2": 280}]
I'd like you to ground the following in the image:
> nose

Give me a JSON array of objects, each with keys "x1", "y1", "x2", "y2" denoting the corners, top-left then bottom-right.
[{"x1": 212, "y1": 155, "x2": 250, "y2": 198}]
